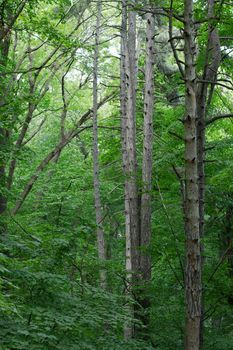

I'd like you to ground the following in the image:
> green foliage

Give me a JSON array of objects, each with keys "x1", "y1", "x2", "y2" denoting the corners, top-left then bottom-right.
[{"x1": 0, "y1": 0, "x2": 233, "y2": 349}]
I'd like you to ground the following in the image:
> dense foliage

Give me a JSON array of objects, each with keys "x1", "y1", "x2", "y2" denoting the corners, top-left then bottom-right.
[{"x1": 0, "y1": 0, "x2": 233, "y2": 349}]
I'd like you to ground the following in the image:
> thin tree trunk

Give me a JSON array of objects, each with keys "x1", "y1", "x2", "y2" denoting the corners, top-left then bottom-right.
[
  {"x1": 8, "y1": 40, "x2": 36, "y2": 190},
  {"x1": 0, "y1": 23, "x2": 11, "y2": 228},
  {"x1": 196, "y1": 1, "x2": 221, "y2": 346},
  {"x1": 183, "y1": 1, "x2": 202, "y2": 349},
  {"x1": 125, "y1": 1, "x2": 139, "y2": 285},
  {"x1": 196, "y1": 0, "x2": 221, "y2": 242},
  {"x1": 120, "y1": 0, "x2": 133, "y2": 338},
  {"x1": 120, "y1": 0, "x2": 130, "y2": 278},
  {"x1": 120, "y1": 0, "x2": 140, "y2": 338},
  {"x1": 92, "y1": 0, "x2": 107, "y2": 289},
  {"x1": 120, "y1": 0, "x2": 127, "y2": 182},
  {"x1": 139, "y1": 11, "x2": 155, "y2": 332}
]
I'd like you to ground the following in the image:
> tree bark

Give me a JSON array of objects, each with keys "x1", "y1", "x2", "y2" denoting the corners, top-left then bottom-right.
[
  {"x1": 120, "y1": 0, "x2": 140, "y2": 338},
  {"x1": 139, "y1": 11, "x2": 155, "y2": 332},
  {"x1": 92, "y1": 0, "x2": 107, "y2": 289},
  {"x1": 125, "y1": 4, "x2": 140, "y2": 282},
  {"x1": 0, "y1": 18, "x2": 11, "y2": 227},
  {"x1": 140, "y1": 11, "x2": 155, "y2": 283},
  {"x1": 195, "y1": 1, "x2": 221, "y2": 346},
  {"x1": 120, "y1": 0, "x2": 133, "y2": 338},
  {"x1": 196, "y1": 0, "x2": 221, "y2": 241},
  {"x1": 183, "y1": 1, "x2": 202, "y2": 349}
]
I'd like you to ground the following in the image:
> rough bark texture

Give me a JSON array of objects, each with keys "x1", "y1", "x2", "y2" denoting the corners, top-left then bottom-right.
[
  {"x1": 120, "y1": 0, "x2": 130, "y2": 279},
  {"x1": 137, "y1": 13, "x2": 155, "y2": 340},
  {"x1": 125, "y1": 8, "x2": 140, "y2": 281},
  {"x1": 140, "y1": 12, "x2": 155, "y2": 283},
  {"x1": 196, "y1": 1, "x2": 221, "y2": 346},
  {"x1": 92, "y1": 0, "x2": 106, "y2": 289},
  {"x1": 120, "y1": 0, "x2": 133, "y2": 339},
  {"x1": 120, "y1": 0, "x2": 140, "y2": 339},
  {"x1": 183, "y1": 1, "x2": 202, "y2": 349},
  {"x1": 196, "y1": 0, "x2": 221, "y2": 241},
  {"x1": 138, "y1": 12, "x2": 155, "y2": 333}
]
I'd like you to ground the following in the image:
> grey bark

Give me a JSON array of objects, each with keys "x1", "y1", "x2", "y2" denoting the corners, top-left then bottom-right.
[
  {"x1": 120, "y1": 0, "x2": 127, "y2": 177},
  {"x1": 120, "y1": 0, "x2": 140, "y2": 339},
  {"x1": 135, "y1": 11, "x2": 155, "y2": 339},
  {"x1": 120, "y1": 0, "x2": 133, "y2": 338},
  {"x1": 196, "y1": 0, "x2": 221, "y2": 241},
  {"x1": 183, "y1": 1, "x2": 202, "y2": 349},
  {"x1": 195, "y1": 1, "x2": 221, "y2": 347},
  {"x1": 125, "y1": 7, "x2": 140, "y2": 283},
  {"x1": 92, "y1": 0, "x2": 107, "y2": 288},
  {"x1": 140, "y1": 12, "x2": 155, "y2": 283},
  {"x1": 120, "y1": 0, "x2": 131, "y2": 286}
]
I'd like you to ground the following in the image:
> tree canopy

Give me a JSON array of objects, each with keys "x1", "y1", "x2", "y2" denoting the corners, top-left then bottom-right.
[{"x1": 0, "y1": 0, "x2": 233, "y2": 349}]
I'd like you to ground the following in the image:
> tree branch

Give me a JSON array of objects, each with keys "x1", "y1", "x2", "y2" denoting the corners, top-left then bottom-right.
[
  {"x1": 206, "y1": 113, "x2": 233, "y2": 125},
  {"x1": 12, "y1": 93, "x2": 116, "y2": 214}
]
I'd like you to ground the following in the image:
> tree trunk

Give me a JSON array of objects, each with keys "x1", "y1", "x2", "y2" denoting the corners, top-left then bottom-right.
[
  {"x1": 196, "y1": 1, "x2": 221, "y2": 346},
  {"x1": 196, "y1": 0, "x2": 221, "y2": 244},
  {"x1": 183, "y1": 1, "x2": 202, "y2": 349},
  {"x1": 92, "y1": 0, "x2": 107, "y2": 289},
  {"x1": 139, "y1": 11, "x2": 155, "y2": 332},
  {"x1": 120, "y1": 0, "x2": 133, "y2": 338},
  {"x1": 125, "y1": 5, "x2": 140, "y2": 282},
  {"x1": 120, "y1": 0, "x2": 140, "y2": 338},
  {"x1": 0, "y1": 24, "x2": 11, "y2": 231}
]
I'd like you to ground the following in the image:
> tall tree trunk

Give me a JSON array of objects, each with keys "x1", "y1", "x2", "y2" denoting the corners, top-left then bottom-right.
[
  {"x1": 120, "y1": 0, "x2": 140, "y2": 338},
  {"x1": 196, "y1": 1, "x2": 221, "y2": 346},
  {"x1": 126, "y1": 5, "x2": 139, "y2": 282},
  {"x1": 0, "y1": 24, "x2": 11, "y2": 231},
  {"x1": 196, "y1": 0, "x2": 221, "y2": 250},
  {"x1": 92, "y1": 0, "x2": 106, "y2": 289},
  {"x1": 120, "y1": 0, "x2": 128, "y2": 264},
  {"x1": 183, "y1": 1, "x2": 202, "y2": 349},
  {"x1": 139, "y1": 11, "x2": 155, "y2": 332},
  {"x1": 120, "y1": 0, "x2": 133, "y2": 338}
]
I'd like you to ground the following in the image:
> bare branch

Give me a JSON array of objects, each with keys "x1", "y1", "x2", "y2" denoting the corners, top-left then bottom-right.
[
  {"x1": 206, "y1": 113, "x2": 233, "y2": 125},
  {"x1": 12, "y1": 93, "x2": 116, "y2": 215}
]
